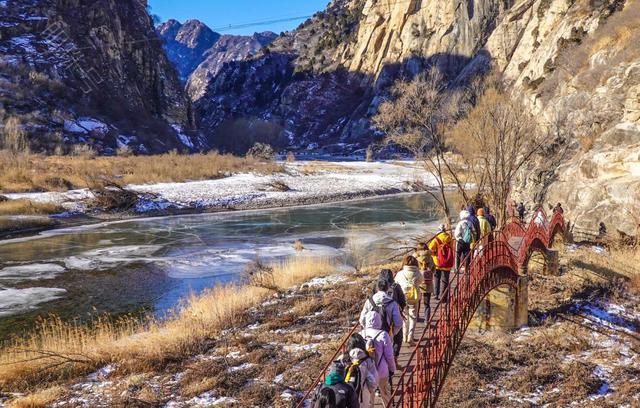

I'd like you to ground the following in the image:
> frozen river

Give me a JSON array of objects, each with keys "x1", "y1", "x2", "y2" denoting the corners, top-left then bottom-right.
[{"x1": 0, "y1": 193, "x2": 442, "y2": 339}]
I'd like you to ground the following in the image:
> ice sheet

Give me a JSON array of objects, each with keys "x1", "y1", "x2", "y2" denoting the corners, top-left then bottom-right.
[
  {"x1": 0, "y1": 263, "x2": 65, "y2": 281},
  {"x1": 0, "y1": 287, "x2": 66, "y2": 316}
]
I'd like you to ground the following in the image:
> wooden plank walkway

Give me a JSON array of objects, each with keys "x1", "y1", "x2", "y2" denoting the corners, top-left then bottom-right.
[{"x1": 374, "y1": 293, "x2": 442, "y2": 407}]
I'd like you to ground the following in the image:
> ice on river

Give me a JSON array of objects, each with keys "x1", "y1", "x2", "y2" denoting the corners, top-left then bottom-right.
[
  {"x1": 62, "y1": 245, "x2": 164, "y2": 271},
  {"x1": 0, "y1": 263, "x2": 65, "y2": 281},
  {"x1": 0, "y1": 287, "x2": 66, "y2": 317},
  {"x1": 162, "y1": 243, "x2": 345, "y2": 279}
]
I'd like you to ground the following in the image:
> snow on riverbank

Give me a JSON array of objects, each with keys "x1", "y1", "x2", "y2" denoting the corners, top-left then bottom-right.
[{"x1": 4, "y1": 161, "x2": 435, "y2": 214}]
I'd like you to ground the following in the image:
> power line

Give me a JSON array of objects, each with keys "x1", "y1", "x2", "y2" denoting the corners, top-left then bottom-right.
[{"x1": 14, "y1": 0, "x2": 441, "y2": 58}]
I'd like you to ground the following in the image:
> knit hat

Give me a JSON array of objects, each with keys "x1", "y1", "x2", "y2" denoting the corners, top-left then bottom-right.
[
  {"x1": 325, "y1": 361, "x2": 345, "y2": 385},
  {"x1": 477, "y1": 208, "x2": 485, "y2": 216}
]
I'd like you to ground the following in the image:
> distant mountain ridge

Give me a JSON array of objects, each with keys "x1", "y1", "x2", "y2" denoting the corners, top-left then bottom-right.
[{"x1": 157, "y1": 19, "x2": 277, "y2": 99}]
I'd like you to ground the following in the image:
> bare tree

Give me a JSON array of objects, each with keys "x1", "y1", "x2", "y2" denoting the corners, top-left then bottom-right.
[
  {"x1": 373, "y1": 69, "x2": 469, "y2": 227},
  {"x1": 449, "y1": 88, "x2": 545, "y2": 226}
]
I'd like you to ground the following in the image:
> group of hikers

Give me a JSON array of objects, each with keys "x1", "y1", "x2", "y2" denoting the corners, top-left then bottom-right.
[{"x1": 311, "y1": 204, "x2": 501, "y2": 408}]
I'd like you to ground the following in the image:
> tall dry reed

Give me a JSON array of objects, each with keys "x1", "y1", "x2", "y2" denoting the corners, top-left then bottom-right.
[{"x1": 0, "y1": 256, "x2": 337, "y2": 391}]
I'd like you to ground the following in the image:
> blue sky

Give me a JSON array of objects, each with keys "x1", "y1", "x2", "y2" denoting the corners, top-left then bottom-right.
[{"x1": 149, "y1": 0, "x2": 329, "y2": 35}]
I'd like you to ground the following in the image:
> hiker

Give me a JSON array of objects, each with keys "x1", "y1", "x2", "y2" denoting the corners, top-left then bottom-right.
[
  {"x1": 517, "y1": 202, "x2": 526, "y2": 223},
  {"x1": 553, "y1": 203, "x2": 564, "y2": 214},
  {"x1": 476, "y1": 208, "x2": 492, "y2": 238},
  {"x1": 465, "y1": 204, "x2": 481, "y2": 242},
  {"x1": 313, "y1": 360, "x2": 360, "y2": 408},
  {"x1": 454, "y1": 209, "x2": 474, "y2": 274},
  {"x1": 428, "y1": 225, "x2": 454, "y2": 302},
  {"x1": 340, "y1": 333, "x2": 378, "y2": 408},
  {"x1": 483, "y1": 206, "x2": 497, "y2": 229},
  {"x1": 413, "y1": 243, "x2": 433, "y2": 320},
  {"x1": 360, "y1": 310, "x2": 396, "y2": 406},
  {"x1": 314, "y1": 387, "x2": 337, "y2": 408},
  {"x1": 375, "y1": 269, "x2": 406, "y2": 360},
  {"x1": 598, "y1": 222, "x2": 607, "y2": 239},
  {"x1": 395, "y1": 255, "x2": 424, "y2": 345},
  {"x1": 359, "y1": 278, "x2": 403, "y2": 347}
]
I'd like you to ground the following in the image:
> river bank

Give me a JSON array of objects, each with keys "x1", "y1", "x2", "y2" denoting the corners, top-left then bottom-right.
[{"x1": 0, "y1": 161, "x2": 435, "y2": 239}]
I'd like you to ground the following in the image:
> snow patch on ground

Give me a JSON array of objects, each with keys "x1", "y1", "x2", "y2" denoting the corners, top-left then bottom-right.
[
  {"x1": 184, "y1": 393, "x2": 236, "y2": 407},
  {"x1": 302, "y1": 275, "x2": 348, "y2": 288},
  {"x1": 3, "y1": 161, "x2": 435, "y2": 215}
]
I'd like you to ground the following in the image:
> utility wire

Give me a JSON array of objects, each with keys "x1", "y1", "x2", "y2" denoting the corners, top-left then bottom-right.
[{"x1": 16, "y1": 0, "x2": 436, "y2": 58}]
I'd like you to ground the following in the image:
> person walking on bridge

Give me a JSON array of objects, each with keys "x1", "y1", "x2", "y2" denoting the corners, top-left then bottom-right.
[
  {"x1": 553, "y1": 203, "x2": 564, "y2": 214},
  {"x1": 312, "y1": 361, "x2": 360, "y2": 408},
  {"x1": 517, "y1": 202, "x2": 526, "y2": 223},
  {"x1": 413, "y1": 243, "x2": 433, "y2": 321},
  {"x1": 359, "y1": 279, "x2": 403, "y2": 345},
  {"x1": 476, "y1": 208, "x2": 492, "y2": 239},
  {"x1": 483, "y1": 206, "x2": 497, "y2": 230},
  {"x1": 395, "y1": 256, "x2": 424, "y2": 345},
  {"x1": 465, "y1": 204, "x2": 481, "y2": 242},
  {"x1": 375, "y1": 269, "x2": 406, "y2": 362},
  {"x1": 454, "y1": 209, "x2": 475, "y2": 274},
  {"x1": 428, "y1": 225, "x2": 454, "y2": 302},
  {"x1": 360, "y1": 310, "x2": 396, "y2": 407}
]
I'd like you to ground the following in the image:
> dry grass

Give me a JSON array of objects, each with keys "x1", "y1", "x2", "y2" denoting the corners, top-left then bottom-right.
[
  {"x1": 0, "y1": 256, "x2": 336, "y2": 392},
  {"x1": 0, "y1": 151, "x2": 282, "y2": 193},
  {"x1": 5, "y1": 386, "x2": 64, "y2": 408},
  {"x1": 0, "y1": 199, "x2": 63, "y2": 216}
]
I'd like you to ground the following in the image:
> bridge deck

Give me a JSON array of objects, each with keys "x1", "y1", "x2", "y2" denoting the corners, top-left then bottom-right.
[{"x1": 375, "y1": 293, "x2": 443, "y2": 407}]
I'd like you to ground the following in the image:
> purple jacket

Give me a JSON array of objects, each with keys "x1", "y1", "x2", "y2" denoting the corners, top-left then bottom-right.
[{"x1": 359, "y1": 311, "x2": 396, "y2": 379}]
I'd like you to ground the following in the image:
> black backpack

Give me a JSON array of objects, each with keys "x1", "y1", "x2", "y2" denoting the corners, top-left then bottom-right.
[
  {"x1": 369, "y1": 297, "x2": 392, "y2": 334},
  {"x1": 345, "y1": 361, "x2": 364, "y2": 402}
]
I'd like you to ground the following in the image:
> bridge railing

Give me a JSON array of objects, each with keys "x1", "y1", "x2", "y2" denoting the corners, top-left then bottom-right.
[
  {"x1": 299, "y1": 206, "x2": 565, "y2": 408},
  {"x1": 295, "y1": 230, "x2": 444, "y2": 408},
  {"x1": 390, "y1": 232, "x2": 517, "y2": 407}
]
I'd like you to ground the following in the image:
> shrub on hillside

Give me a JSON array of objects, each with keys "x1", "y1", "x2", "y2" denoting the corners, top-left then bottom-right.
[
  {"x1": 1, "y1": 116, "x2": 29, "y2": 155},
  {"x1": 246, "y1": 143, "x2": 275, "y2": 161}
]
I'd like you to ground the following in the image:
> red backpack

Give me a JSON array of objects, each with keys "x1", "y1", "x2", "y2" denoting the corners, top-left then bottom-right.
[{"x1": 435, "y1": 237, "x2": 454, "y2": 268}]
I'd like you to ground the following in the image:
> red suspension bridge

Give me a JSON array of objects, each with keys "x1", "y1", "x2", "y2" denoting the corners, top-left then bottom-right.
[{"x1": 298, "y1": 207, "x2": 566, "y2": 407}]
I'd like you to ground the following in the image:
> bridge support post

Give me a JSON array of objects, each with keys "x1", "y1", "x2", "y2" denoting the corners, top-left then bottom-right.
[
  {"x1": 545, "y1": 250, "x2": 560, "y2": 276},
  {"x1": 515, "y1": 265, "x2": 528, "y2": 328}
]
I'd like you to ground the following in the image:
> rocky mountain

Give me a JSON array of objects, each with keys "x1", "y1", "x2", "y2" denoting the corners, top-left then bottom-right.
[
  {"x1": 156, "y1": 18, "x2": 277, "y2": 100},
  {"x1": 157, "y1": 19, "x2": 220, "y2": 81},
  {"x1": 186, "y1": 31, "x2": 278, "y2": 101},
  {"x1": 0, "y1": 0, "x2": 197, "y2": 154}
]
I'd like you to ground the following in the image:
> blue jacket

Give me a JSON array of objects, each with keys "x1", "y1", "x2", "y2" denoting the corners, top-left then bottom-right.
[
  {"x1": 465, "y1": 205, "x2": 481, "y2": 241},
  {"x1": 484, "y1": 207, "x2": 497, "y2": 229}
]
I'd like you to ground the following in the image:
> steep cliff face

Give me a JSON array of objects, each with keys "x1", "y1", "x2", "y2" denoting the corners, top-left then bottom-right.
[
  {"x1": 0, "y1": 0, "x2": 196, "y2": 154},
  {"x1": 157, "y1": 19, "x2": 220, "y2": 80},
  {"x1": 478, "y1": 0, "x2": 639, "y2": 234},
  {"x1": 186, "y1": 31, "x2": 278, "y2": 101}
]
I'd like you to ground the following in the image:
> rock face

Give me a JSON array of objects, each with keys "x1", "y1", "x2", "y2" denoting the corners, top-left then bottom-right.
[
  {"x1": 0, "y1": 0, "x2": 196, "y2": 154},
  {"x1": 478, "y1": 0, "x2": 639, "y2": 235},
  {"x1": 195, "y1": 0, "x2": 513, "y2": 154},
  {"x1": 186, "y1": 32, "x2": 278, "y2": 101},
  {"x1": 157, "y1": 18, "x2": 277, "y2": 101},
  {"x1": 157, "y1": 19, "x2": 220, "y2": 80}
]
